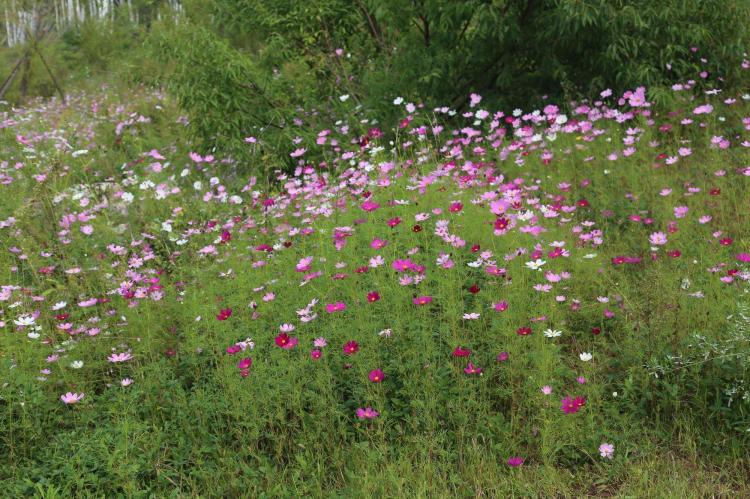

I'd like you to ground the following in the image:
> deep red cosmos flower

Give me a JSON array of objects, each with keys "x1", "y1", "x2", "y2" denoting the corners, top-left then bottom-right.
[
  {"x1": 343, "y1": 341, "x2": 359, "y2": 355},
  {"x1": 516, "y1": 326, "x2": 532, "y2": 336}
]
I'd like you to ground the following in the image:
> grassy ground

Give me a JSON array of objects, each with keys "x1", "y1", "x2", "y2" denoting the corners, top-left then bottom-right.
[{"x1": 1, "y1": 79, "x2": 749, "y2": 497}]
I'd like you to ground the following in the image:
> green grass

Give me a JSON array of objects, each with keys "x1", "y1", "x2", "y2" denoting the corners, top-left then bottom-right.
[{"x1": 0, "y1": 82, "x2": 749, "y2": 497}]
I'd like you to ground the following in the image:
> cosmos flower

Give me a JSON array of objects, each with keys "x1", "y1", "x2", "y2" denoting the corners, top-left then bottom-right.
[
  {"x1": 61, "y1": 392, "x2": 85, "y2": 405},
  {"x1": 560, "y1": 396, "x2": 586, "y2": 414},
  {"x1": 325, "y1": 302, "x2": 347, "y2": 313},
  {"x1": 369, "y1": 368, "x2": 385, "y2": 382},
  {"x1": 599, "y1": 443, "x2": 615, "y2": 459},
  {"x1": 463, "y1": 362, "x2": 482, "y2": 375},
  {"x1": 216, "y1": 308, "x2": 232, "y2": 321},
  {"x1": 343, "y1": 341, "x2": 359, "y2": 355},
  {"x1": 108, "y1": 352, "x2": 133, "y2": 363},
  {"x1": 356, "y1": 407, "x2": 379, "y2": 420},
  {"x1": 275, "y1": 333, "x2": 299, "y2": 350},
  {"x1": 649, "y1": 232, "x2": 668, "y2": 246},
  {"x1": 412, "y1": 296, "x2": 433, "y2": 306}
]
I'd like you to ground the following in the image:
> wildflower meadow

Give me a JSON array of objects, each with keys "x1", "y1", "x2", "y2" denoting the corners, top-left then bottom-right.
[{"x1": 2, "y1": 1, "x2": 750, "y2": 497}]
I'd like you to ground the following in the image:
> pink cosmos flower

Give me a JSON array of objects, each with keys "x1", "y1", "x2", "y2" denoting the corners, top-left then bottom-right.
[
  {"x1": 61, "y1": 392, "x2": 85, "y2": 405},
  {"x1": 356, "y1": 407, "x2": 379, "y2": 420},
  {"x1": 295, "y1": 256, "x2": 313, "y2": 272},
  {"x1": 673, "y1": 206, "x2": 688, "y2": 218},
  {"x1": 313, "y1": 337, "x2": 327, "y2": 348},
  {"x1": 649, "y1": 232, "x2": 668, "y2": 246},
  {"x1": 599, "y1": 443, "x2": 615, "y2": 459},
  {"x1": 107, "y1": 352, "x2": 133, "y2": 363}
]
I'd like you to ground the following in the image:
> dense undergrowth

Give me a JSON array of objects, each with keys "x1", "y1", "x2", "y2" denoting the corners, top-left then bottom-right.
[{"x1": 1, "y1": 63, "x2": 750, "y2": 496}]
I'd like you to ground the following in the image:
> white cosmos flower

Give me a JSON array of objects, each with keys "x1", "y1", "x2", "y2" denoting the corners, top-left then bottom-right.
[
  {"x1": 14, "y1": 315, "x2": 36, "y2": 327},
  {"x1": 525, "y1": 259, "x2": 546, "y2": 271},
  {"x1": 579, "y1": 352, "x2": 593, "y2": 362},
  {"x1": 70, "y1": 360, "x2": 84, "y2": 369},
  {"x1": 543, "y1": 329, "x2": 562, "y2": 338}
]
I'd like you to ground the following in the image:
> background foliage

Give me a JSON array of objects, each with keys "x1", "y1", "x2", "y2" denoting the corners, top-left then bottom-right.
[{"x1": 4, "y1": 0, "x2": 750, "y2": 162}]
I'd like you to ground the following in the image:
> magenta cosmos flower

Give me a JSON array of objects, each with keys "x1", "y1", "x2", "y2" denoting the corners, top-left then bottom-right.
[
  {"x1": 275, "y1": 333, "x2": 299, "y2": 350},
  {"x1": 464, "y1": 362, "x2": 482, "y2": 375},
  {"x1": 413, "y1": 295, "x2": 433, "y2": 306},
  {"x1": 325, "y1": 302, "x2": 346, "y2": 313},
  {"x1": 216, "y1": 308, "x2": 232, "y2": 321},
  {"x1": 369, "y1": 368, "x2": 385, "y2": 382},
  {"x1": 560, "y1": 396, "x2": 587, "y2": 414},
  {"x1": 507, "y1": 456, "x2": 525, "y2": 467},
  {"x1": 356, "y1": 407, "x2": 379, "y2": 419},
  {"x1": 361, "y1": 200, "x2": 380, "y2": 212},
  {"x1": 60, "y1": 392, "x2": 84, "y2": 405},
  {"x1": 452, "y1": 346, "x2": 471, "y2": 357},
  {"x1": 493, "y1": 301, "x2": 509, "y2": 312}
]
